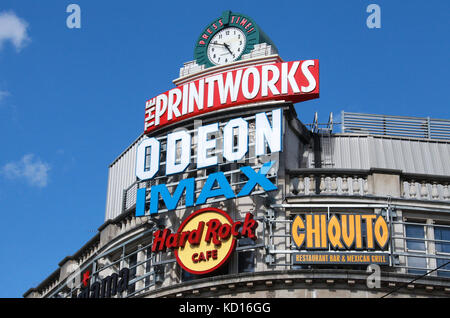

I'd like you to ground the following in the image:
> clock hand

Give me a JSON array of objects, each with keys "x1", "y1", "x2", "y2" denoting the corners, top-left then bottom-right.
[
  {"x1": 209, "y1": 42, "x2": 225, "y2": 46},
  {"x1": 223, "y1": 42, "x2": 233, "y2": 55},
  {"x1": 210, "y1": 42, "x2": 231, "y2": 54}
]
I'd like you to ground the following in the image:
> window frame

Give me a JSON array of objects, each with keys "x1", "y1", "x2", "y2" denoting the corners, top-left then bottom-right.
[{"x1": 404, "y1": 220, "x2": 428, "y2": 275}]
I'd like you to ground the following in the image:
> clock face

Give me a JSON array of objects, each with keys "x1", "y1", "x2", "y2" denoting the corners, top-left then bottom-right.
[{"x1": 206, "y1": 27, "x2": 246, "y2": 66}]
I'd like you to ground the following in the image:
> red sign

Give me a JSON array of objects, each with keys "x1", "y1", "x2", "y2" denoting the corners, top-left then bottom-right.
[
  {"x1": 151, "y1": 208, "x2": 258, "y2": 275},
  {"x1": 144, "y1": 59, "x2": 319, "y2": 134}
]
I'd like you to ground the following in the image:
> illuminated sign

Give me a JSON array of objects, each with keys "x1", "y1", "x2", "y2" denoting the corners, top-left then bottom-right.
[
  {"x1": 144, "y1": 60, "x2": 319, "y2": 134},
  {"x1": 74, "y1": 268, "x2": 130, "y2": 298},
  {"x1": 293, "y1": 252, "x2": 389, "y2": 265},
  {"x1": 135, "y1": 108, "x2": 282, "y2": 215},
  {"x1": 152, "y1": 208, "x2": 258, "y2": 274},
  {"x1": 291, "y1": 214, "x2": 390, "y2": 265}
]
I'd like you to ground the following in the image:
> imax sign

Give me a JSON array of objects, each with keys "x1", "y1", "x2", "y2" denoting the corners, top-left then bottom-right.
[{"x1": 135, "y1": 108, "x2": 282, "y2": 215}]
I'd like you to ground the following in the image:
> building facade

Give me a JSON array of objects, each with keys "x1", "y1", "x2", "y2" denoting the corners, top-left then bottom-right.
[{"x1": 24, "y1": 11, "x2": 450, "y2": 299}]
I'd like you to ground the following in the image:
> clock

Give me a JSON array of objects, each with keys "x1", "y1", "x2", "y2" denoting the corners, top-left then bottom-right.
[
  {"x1": 206, "y1": 27, "x2": 246, "y2": 65},
  {"x1": 194, "y1": 11, "x2": 277, "y2": 69}
]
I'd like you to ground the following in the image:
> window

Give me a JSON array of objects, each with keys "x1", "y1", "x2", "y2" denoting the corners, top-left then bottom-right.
[
  {"x1": 156, "y1": 145, "x2": 166, "y2": 178},
  {"x1": 238, "y1": 237, "x2": 256, "y2": 273},
  {"x1": 434, "y1": 226, "x2": 450, "y2": 278},
  {"x1": 180, "y1": 263, "x2": 229, "y2": 282},
  {"x1": 406, "y1": 225, "x2": 426, "y2": 251},
  {"x1": 405, "y1": 224, "x2": 427, "y2": 275},
  {"x1": 127, "y1": 253, "x2": 137, "y2": 294},
  {"x1": 144, "y1": 146, "x2": 151, "y2": 172},
  {"x1": 206, "y1": 165, "x2": 218, "y2": 176},
  {"x1": 145, "y1": 247, "x2": 153, "y2": 287},
  {"x1": 181, "y1": 269, "x2": 198, "y2": 282}
]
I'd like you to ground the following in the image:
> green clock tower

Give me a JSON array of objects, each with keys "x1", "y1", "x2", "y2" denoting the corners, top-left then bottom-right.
[{"x1": 194, "y1": 11, "x2": 278, "y2": 68}]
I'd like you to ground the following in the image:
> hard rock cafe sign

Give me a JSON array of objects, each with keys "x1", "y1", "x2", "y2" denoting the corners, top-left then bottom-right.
[{"x1": 152, "y1": 208, "x2": 257, "y2": 274}]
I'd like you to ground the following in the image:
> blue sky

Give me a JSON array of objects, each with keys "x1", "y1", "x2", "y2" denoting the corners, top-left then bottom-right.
[{"x1": 0, "y1": 0, "x2": 448, "y2": 298}]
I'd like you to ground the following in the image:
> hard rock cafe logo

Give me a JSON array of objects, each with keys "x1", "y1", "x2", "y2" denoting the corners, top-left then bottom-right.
[{"x1": 152, "y1": 207, "x2": 258, "y2": 274}]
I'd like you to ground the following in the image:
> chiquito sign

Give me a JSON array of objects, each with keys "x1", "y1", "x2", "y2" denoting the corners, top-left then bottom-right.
[
  {"x1": 144, "y1": 60, "x2": 319, "y2": 133},
  {"x1": 152, "y1": 208, "x2": 257, "y2": 274},
  {"x1": 291, "y1": 214, "x2": 391, "y2": 265}
]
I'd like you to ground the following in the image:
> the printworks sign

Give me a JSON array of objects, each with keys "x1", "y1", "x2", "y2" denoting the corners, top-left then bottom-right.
[
  {"x1": 291, "y1": 214, "x2": 390, "y2": 265},
  {"x1": 152, "y1": 208, "x2": 258, "y2": 274},
  {"x1": 144, "y1": 60, "x2": 319, "y2": 134}
]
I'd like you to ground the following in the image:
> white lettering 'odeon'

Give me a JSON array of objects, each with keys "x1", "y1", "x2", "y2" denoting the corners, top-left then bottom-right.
[{"x1": 136, "y1": 108, "x2": 283, "y2": 181}]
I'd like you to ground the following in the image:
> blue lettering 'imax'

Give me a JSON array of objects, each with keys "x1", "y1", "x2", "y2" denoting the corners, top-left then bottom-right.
[
  {"x1": 237, "y1": 161, "x2": 277, "y2": 197},
  {"x1": 135, "y1": 161, "x2": 277, "y2": 216}
]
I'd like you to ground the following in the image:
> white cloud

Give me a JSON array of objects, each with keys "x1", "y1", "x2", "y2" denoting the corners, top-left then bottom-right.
[
  {"x1": 2, "y1": 154, "x2": 50, "y2": 188},
  {"x1": 0, "y1": 90, "x2": 10, "y2": 103},
  {"x1": 0, "y1": 11, "x2": 30, "y2": 51}
]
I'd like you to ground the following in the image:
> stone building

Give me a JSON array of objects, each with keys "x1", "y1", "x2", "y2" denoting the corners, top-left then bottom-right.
[{"x1": 24, "y1": 11, "x2": 450, "y2": 299}]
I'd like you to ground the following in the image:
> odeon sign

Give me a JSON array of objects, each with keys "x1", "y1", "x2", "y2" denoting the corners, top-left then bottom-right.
[
  {"x1": 152, "y1": 208, "x2": 258, "y2": 274},
  {"x1": 136, "y1": 108, "x2": 283, "y2": 216}
]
